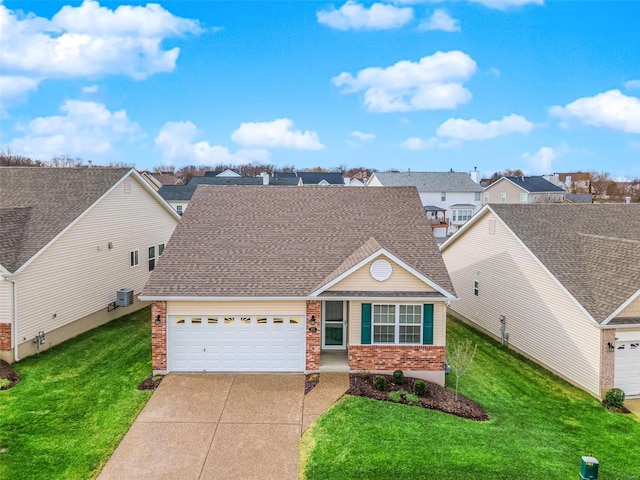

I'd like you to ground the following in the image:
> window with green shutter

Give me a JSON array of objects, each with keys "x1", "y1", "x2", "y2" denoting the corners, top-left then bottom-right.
[
  {"x1": 361, "y1": 303, "x2": 372, "y2": 344},
  {"x1": 422, "y1": 304, "x2": 434, "y2": 345}
]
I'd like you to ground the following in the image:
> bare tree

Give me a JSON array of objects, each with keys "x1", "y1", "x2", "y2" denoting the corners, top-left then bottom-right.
[
  {"x1": 487, "y1": 169, "x2": 524, "y2": 185},
  {"x1": 447, "y1": 339, "x2": 478, "y2": 401}
]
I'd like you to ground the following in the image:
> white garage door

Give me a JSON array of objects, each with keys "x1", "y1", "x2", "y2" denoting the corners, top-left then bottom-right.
[
  {"x1": 167, "y1": 314, "x2": 306, "y2": 372},
  {"x1": 615, "y1": 340, "x2": 640, "y2": 397}
]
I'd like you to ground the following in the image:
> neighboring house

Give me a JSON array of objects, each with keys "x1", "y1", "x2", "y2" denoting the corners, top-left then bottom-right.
[
  {"x1": 275, "y1": 171, "x2": 345, "y2": 185},
  {"x1": 441, "y1": 204, "x2": 640, "y2": 398},
  {"x1": 483, "y1": 176, "x2": 565, "y2": 204},
  {"x1": 140, "y1": 186, "x2": 456, "y2": 384},
  {"x1": 566, "y1": 193, "x2": 594, "y2": 204},
  {"x1": 204, "y1": 169, "x2": 242, "y2": 177},
  {"x1": 150, "y1": 171, "x2": 184, "y2": 186},
  {"x1": 139, "y1": 171, "x2": 163, "y2": 191},
  {"x1": 553, "y1": 172, "x2": 592, "y2": 192},
  {"x1": 367, "y1": 172, "x2": 483, "y2": 236},
  {"x1": 157, "y1": 185, "x2": 197, "y2": 216},
  {"x1": 0, "y1": 168, "x2": 180, "y2": 362}
]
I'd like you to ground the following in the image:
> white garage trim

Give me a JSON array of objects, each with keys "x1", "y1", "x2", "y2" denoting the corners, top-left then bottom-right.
[
  {"x1": 167, "y1": 313, "x2": 306, "y2": 372},
  {"x1": 615, "y1": 338, "x2": 640, "y2": 397}
]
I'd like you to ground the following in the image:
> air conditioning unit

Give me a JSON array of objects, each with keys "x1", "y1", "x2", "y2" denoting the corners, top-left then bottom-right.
[{"x1": 116, "y1": 288, "x2": 134, "y2": 307}]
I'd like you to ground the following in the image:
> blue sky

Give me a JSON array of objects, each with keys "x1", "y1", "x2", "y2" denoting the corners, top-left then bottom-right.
[{"x1": 1, "y1": 0, "x2": 639, "y2": 179}]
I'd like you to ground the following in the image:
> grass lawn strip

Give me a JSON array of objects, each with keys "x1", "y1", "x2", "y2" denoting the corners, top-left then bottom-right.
[
  {"x1": 0, "y1": 307, "x2": 153, "y2": 480},
  {"x1": 302, "y1": 317, "x2": 640, "y2": 479}
]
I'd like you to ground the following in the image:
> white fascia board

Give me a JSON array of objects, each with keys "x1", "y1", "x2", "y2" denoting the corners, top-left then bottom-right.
[
  {"x1": 489, "y1": 208, "x2": 601, "y2": 328},
  {"x1": 14, "y1": 170, "x2": 179, "y2": 275},
  {"x1": 602, "y1": 288, "x2": 640, "y2": 325},
  {"x1": 308, "y1": 248, "x2": 456, "y2": 299},
  {"x1": 139, "y1": 295, "x2": 450, "y2": 302},
  {"x1": 0, "y1": 264, "x2": 10, "y2": 276},
  {"x1": 601, "y1": 324, "x2": 640, "y2": 330},
  {"x1": 440, "y1": 205, "x2": 492, "y2": 251}
]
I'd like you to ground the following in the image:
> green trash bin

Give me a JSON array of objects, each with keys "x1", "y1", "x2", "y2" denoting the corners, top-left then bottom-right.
[{"x1": 580, "y1": 456, "x2": 599, "y2": 480}]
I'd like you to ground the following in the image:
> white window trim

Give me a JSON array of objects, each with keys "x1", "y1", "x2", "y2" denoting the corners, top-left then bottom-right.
[
  {"x1": 148, "y1": 245, "x2": 156, "y2": 271},
  {"x1": 441, "y1": 192, "x2": 447, "y2": 201},
  {"x1": 130, "y1": 249, "x2": 139, "y2": 267},
  {"x1": 500, "y1": 192, "x2": 507, "y2": 203},
  {"x1": 158, "y1": 243, "x2": 165, "y2": 256},
  {"x1": 372, "y1": 303, "x2": 422, "y2": 345},
  {"x1": 520, "y1": 193, "x2": 528, "y2": 202}
]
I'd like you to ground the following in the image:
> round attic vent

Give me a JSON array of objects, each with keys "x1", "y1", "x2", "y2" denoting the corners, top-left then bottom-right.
[{"x1": 370, "y1": 259, "x2": 392, "y2": 282}]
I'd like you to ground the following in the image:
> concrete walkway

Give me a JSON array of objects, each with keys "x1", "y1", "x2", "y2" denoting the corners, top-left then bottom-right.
[
  {"x1": 626, "y1": 398, "x2": 640, "y2": 419},
  {"x1": 98, "y1": 372, "x2": 349, "y2": 480}
]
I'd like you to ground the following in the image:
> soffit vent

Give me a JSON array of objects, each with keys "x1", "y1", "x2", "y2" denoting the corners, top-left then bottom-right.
[{"x1": 370, "y1": 259, "x2": 392, "y2": 282}]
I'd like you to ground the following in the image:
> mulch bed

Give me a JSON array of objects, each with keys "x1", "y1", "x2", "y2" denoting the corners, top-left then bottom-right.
[
  {"x1": 0, "y1": 360, "x2": 20, "y2": 391},
  {"x1": 347, "y1": 373, "x2": 489, "y2": 421},
  {"x1": 137, "y1": 374, "x2": 165, "y2": 391},
  {"x1": 305, "y1": 373, "x2": 320, "y2": 395},
  {"x1": 602, "y1": 401, "x2": 632, "y2": 414}
]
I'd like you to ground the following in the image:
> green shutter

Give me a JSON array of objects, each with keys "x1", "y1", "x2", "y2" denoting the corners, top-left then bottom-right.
[
  {"x1": 361, "y1": 303, "x2": 372, "y2": 345},
  {"x1": 422, "y1": 304, "x2": 434, "y2": 345}
]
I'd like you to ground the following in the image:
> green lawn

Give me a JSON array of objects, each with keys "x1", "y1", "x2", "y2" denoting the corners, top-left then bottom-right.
[
  {"x1": 0, "y1": 307, "x2": 153, "y2": 480},
  {"x1": 302, "y1": 317, "x2": 640, "y2": 480}
]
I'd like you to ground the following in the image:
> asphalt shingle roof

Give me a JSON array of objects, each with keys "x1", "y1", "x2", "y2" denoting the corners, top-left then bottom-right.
[
  {"x1": 503, "y1": 176, "x2": 565, "y2": 193},
  {"x1": 143, "y1": 186, "x2": 455, "y2": 298},
  {"x1": 373, "y1": 172, "x2": 483, "y2": 192},
  {"x1": 489, "y1": 203, "x2": 640, "y2": 323},
  {"x1": 274, "y1": 172, "x2": 345, "y2": 185},
  {"x1": 0, "y1": 167, "x2": 131, "y2": 272}
]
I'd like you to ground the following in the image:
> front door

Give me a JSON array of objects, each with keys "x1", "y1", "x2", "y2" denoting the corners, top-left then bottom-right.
[{"x1": 322, "y1": 301, "x2": 346, "y2": 350}]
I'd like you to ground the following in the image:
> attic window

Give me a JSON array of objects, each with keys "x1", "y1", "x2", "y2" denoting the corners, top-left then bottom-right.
[
  {"x1": 474, "y1": 281, "x2": 479, "y2": 296},
  {"x1": 489, "y1": 220, "x2": 496, "y2": 235},
  {"x1": 124, "y1": 179, "x2": 132, "y2": 193}
]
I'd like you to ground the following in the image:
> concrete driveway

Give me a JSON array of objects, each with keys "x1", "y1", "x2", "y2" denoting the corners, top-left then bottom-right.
[{"x1": 98, "y1": 373, "x2": 305, "y2": 480}]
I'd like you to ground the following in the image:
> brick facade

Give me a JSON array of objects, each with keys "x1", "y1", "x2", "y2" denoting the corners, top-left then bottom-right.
[
  {"x1": 151, "y1": 301, "x2": 167, "y2": 372},
  {"x1": 349, "y1": 345, "x2": 446, "y2": 372},
  {"x1": 306, "y1": 300, "x2": 321, "y2": 371},
  {"x1": 0, "y1": 323, "x2": 11, "y2": 351},
  {"x1": 599, "y1": 328, "x2": 616, "y2": 397}
]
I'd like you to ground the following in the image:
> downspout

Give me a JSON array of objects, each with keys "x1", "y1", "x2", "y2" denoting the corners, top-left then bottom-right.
[{"x1": 12, "y1": 279, "x2": 19, "y2": 362}]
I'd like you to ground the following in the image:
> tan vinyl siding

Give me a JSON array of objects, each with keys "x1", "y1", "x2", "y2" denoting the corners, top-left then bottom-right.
[
  {"x1": 483, "y1": 179, "x2": 526, "y2": 204},
  {"x1": 442, "y1": 211, "x2": 602, "y2": 396},
  {"x1": 349, "y1": 300, "x2": 445, "y2": 346},
  {"x1": 619, "y1": 295, "x2": 640, "y2": 317},
  {"x1": 15, "y1": 176, "x2": 178, "y2": 344},
  {"x1": 0, "y1": 280, "x2": 11, "y2": 323},
  {"x1": 327, "y1": 256, "x2": 435, "y2": 292},
  {"x1": 167, "y1": 300, "x2": 307, "y2": 316}
]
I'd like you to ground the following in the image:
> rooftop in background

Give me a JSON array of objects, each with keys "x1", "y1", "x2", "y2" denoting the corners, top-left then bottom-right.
[
  {"x1": 274, "y1": 171, "x2": 345, "y2": 185},
  {"x1": 150, "y1": 171, "x2": 183, "y2": 186},
  {"x1": 503, "y1": 176, "x2": 566, "y2": 193},
  {"x1": 369, "y1": 172, "x2": 483, "y2": 192}
]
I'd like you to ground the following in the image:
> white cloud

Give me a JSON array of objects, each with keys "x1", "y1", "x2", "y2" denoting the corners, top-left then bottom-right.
[
  {"x1": 488, "y1": 67, "x2": 501, "y2": 77},
  {"x1": 624, "y1": 80, "x2": 640, "y2": 91},
  {"x1": 8, "y1": 100, "x2": 139, "y2": 160},
  {"x1": 317, "y1": 1, "x2": 413, "y2": 31},
  {"x1": 418, "y1": 9, "x2": 460, "y2": 32},
  {"x1": 230, "y1": 118, "x2": 325, "y2": 150},
  {"x1": 550, "y1": 89, "x2": 640, "y2": 134},
  {"x1": 401, "y1": 136, "x2": 438, "y2": 151},
  {"x1": 522, "y1": 144, "x2": 569, "y2": 175},
  {"x1": 350, "y1": 130, "x2": 375, "y2": 142},
  {"x1": 155, "y1": 121, "x2": 270, "y2": 165},
  {"x1": 82, "y1": 84, "x2": 99, "y2": 94},
  {"x1": 333, "y1": 50, "x2": 476, "y2": 112},
  {"x1": 0, "y1": 1, "x2": 202, "y2": 104},
  {"x1": 0, "y1": 76, "x2": 40, "y2": 110},
  {"x1": 436, "y1": 114, "x2": 534, "y2": 140},
  {"x1": 468, "y1": 0, "x2": 544, "y2": 10}
]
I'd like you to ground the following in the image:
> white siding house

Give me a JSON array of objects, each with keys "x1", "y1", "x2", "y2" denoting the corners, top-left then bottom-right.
[
  {"x1": 441, "y1": 204, "x2": 640, "y2": 398},
  {"x1": 0, "y1": 168, "x2": 180, "y2": 362}
]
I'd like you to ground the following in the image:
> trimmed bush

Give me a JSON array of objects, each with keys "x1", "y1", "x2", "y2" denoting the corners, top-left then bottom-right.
[
  {"x1": 413, "y1": 379, "x2": 427, "y2": 396},
  {"x1": 373, "y1": 375, "x2": 387, "y2": 391},
  {"x1": 605, "y1": 388, "x2": 625, "y2": 409},
  {"x1": 392, "y1": 370, "x2": 405, "y2": 385}
]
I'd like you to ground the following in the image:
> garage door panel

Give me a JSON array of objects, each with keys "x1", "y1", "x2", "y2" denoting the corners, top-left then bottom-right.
[
  {"x1": 168, "y1": 314, "x2": 305, "y2": 372},
  {"x1": 615, "y1": 341, "x2": 640, "y2": 397}
]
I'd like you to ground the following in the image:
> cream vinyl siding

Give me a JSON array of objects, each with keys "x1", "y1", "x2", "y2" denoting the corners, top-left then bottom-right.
[
  {"x1": 619, "y1": 296, "x2": 640, "y2": 317},
  {"x1": 0, "y1": 280, "x2": 11, "y2": 323},
  {"x1": 483, "y1": 179, "x2": 526, "y2": 204},
  {"x1": 442, "y1": 211, "x2": 602, "y2": 396},
  {"x1": 167, "y1": 300, "x2": 307, "y2": 316},
  {"x1": 327, "y1": 256, "x2": 435, "y2": 292},
  {"x1": 349, "y1": 300, "x2": 446, "y2": 346},
  {"x1": 14, "y1": 176, "x2": 178, "y2": 344}
]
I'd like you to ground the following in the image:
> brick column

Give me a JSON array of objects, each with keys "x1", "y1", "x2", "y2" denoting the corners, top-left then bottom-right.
[
  {"x1": 599, "y1": 329, "x2": 616, "y2": 398},
  {"x1": 151, "y1": 301, "x2": 167, "y2": 372},
  {"x1": 306, "y1": 300, "x2": 321, "y2": 371},
  {"x1": 0, "y1": 323, "x2": 11, "y2": 352}
]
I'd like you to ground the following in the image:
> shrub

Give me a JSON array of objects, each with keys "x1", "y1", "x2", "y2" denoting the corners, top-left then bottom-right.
[
  {"x1": 388, "y1": 391, "x2": 402, "y2": 402},
  {"x1": 373, "y1": 375, "x2": 387, "y2": 391},
  {"x1": 405, "y1": 393, "x2": 420, "y2": 404},
  {"x1": 605, "y1": 388, "x2": 625, "y2": 409},
  {"x1": 392, "y1": 370, "x2": 405, "y2": 385},
  {"x1": 413, "y1": 379, "x2": 427, "y2": 396}
]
